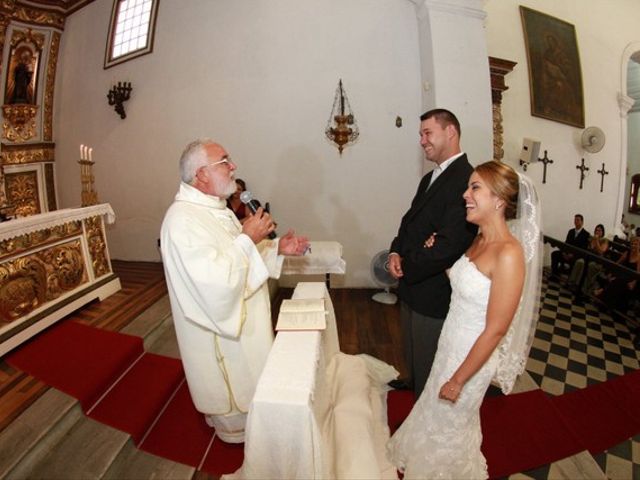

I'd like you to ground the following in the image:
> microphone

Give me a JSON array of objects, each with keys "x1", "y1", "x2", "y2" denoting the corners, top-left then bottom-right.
[{"x1": 240, "y1": 191, "x2": 276, "y2": 239}]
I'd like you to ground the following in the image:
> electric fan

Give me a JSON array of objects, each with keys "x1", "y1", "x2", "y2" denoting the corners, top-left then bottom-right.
[
  {"x1": 581, "y1": 126, "x2": 605, "y2": 153},
  {"x1": 371, "y1": 250, "x2": 398, "y2": 305}
]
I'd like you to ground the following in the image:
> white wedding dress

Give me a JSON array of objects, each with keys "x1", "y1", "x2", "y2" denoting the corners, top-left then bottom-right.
[{"x1": 387, "y1": 255, "x2": 497, "y2": 480}]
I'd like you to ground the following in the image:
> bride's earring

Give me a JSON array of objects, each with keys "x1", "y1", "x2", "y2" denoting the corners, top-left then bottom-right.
[{"x1": 495, "y1": 203, "x2": 502, "y2": 211}]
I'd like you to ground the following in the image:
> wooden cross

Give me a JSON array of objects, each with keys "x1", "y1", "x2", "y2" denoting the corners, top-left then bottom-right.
[
  {"x1": 597, "y1": 163, "x2": 609, "y2": 193},
  {"x1": 539, "y1": 150, "x2": 554, "y2": 184},
  {"x1": 576, "y1": 158, "x2": 589, "y2": 189}
]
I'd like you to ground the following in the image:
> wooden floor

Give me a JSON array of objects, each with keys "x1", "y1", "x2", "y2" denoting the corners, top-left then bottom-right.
[
  {"x1": 273, "y1": 287, "x2": 407, "y2": 378},
  {"x1": 0, "y1": 264, "x2": 406, "y2": 436}
]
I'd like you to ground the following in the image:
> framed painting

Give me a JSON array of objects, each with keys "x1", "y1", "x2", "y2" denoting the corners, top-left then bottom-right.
[{"x1": 520, "y1": 6, "x2": 585, "y2": 128}]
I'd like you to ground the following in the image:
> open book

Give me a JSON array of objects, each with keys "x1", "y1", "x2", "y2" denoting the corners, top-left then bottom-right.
[{"x1": 275, "y1": 298, "x2": 327, "y2": 331}]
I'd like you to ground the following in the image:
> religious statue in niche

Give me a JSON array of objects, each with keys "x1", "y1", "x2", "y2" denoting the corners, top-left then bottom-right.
[
  {"x1": 5, "y1": 45, "x2": 38, "y2": 105},
  {"x1": 1, "y1": 28, "x2": 45, "y2": 143}
]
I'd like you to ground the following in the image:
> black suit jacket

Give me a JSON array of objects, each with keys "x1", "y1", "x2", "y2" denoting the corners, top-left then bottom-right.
[
  {"x1": 390, "y1": 154, "x2": 477, "y2": 318},
  {"x1": 565, "y1": 228, "x2": 590, "y2": 250}
]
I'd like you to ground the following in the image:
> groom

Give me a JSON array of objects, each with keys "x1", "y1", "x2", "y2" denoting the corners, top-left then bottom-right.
[{"x1": 388, "y1": 109, "x2": 477, "y2": 397}]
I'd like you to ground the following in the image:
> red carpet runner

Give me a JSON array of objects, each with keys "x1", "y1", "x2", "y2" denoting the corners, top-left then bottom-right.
[
  {"x1": 6, "y1": 320, "x2": 242, "y2": 476},
  {"x1": 6, "y1": 319, "x2": 640, "y2": 477}
]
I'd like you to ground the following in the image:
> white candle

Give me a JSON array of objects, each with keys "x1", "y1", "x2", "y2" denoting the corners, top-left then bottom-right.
[
  {"x1": 88, "y1": 148, "x2": 93, "y2": 162},
  {"x1": 80, "y1": 144, "x2": 84, "y2": 159},
  {"x1": 84, "y1": 146, "x2": 88, "y2": 160}
]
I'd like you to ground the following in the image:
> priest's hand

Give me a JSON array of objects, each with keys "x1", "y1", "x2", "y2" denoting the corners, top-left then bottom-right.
[
  {"x1": 242, "y1": 207, "x2": 275, "y2": 244},
  {"x1": 278, "y1": 229, "x2": 309, "y2": 256}
]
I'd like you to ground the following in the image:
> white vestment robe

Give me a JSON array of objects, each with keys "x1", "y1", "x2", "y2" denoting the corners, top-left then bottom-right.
[{"x1": 160, "y1": 182, "x2": 282, "y2": 417}]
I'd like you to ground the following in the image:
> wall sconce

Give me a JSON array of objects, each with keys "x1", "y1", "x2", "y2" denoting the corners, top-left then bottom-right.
[
  {"x1": 325, "y1": 79, "x2": 359, "y2": 154},
  {"x1": 107, "y1": 81, "x2": 132, "y2": 119}
]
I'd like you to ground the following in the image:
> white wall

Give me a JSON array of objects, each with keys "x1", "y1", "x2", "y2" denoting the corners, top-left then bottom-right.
[
  {"x1": 55, "y1": 0, "x2": 426, "y2": 286},
  {"x1": 484, "y1": 0, "x2": 640, "y2": 240},
  {"x1": 54, "y1": 0, "x2": 495, "y2": 287}
]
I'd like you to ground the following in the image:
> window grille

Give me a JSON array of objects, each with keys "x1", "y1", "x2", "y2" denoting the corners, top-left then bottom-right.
[{"x1": 104, "y1": 0, "x2": 159, "y2": 69}]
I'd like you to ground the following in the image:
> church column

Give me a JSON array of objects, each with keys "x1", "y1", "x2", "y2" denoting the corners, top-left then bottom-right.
[
  {"x1": 616, "y1": 92, "x2": 635, "y2": 224},
  {"x1": 489, "y1": 57, "x2": 516, "y2": 162},
  {"x1": 412, "y1": 0, "x2": 493, "y2": 165}
]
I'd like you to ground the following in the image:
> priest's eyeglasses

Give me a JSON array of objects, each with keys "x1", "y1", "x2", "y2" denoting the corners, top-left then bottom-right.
[
  {"x1": 200, "y1": 157, "x2": 234, "y2": 172},
  {"x1": 208, "y1": 157, "x2": 233, "y2": 168}
]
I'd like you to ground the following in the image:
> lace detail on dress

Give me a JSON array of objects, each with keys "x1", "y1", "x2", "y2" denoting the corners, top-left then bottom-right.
[{"x1": 387, "y1": 255, "x2": 494, "y2": 479}]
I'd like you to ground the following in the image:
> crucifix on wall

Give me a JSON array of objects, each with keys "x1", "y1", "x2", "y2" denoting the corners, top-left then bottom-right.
[
  {"x1": 539, "y1": 150, "x2": 553, "y2": 184},
  {"x1": 576, "y1": 158, "x2": 589, "y2": 189},
  {"x1": 597, "y1": 163, "x2": 609, "y2": 193}
]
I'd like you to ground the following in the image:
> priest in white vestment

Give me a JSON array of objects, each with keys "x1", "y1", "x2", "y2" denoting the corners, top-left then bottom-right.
[{"x1": 160, "y1": 139, "x2": 308, "y2": 443}]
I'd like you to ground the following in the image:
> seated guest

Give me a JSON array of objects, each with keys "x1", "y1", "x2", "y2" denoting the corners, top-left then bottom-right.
[
  {"x1": 568, "y1": 224, "x2": 609, "y2": 295},
  {"x1": 595, "y1": 236, "x2": 640, "y2": 312},
  {"x1": 550, "y1": 214, "x2": 590, "y2": 278},
  {"x1": 161, "y1": 139, "x2": 308, "y2": 443},
  {"x1": 226, "y1": 178, "x2": 248, "y2": 224}
]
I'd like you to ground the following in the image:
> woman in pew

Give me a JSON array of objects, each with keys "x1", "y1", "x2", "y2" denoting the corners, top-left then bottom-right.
[
  {"x1": 387, "y1": 161, "x2": 541, "y2": 479},
  {"x1": 573, "y1": 224, "x2": 610, "y2": 296},
  {"x1": 594, "y1": 236, "x2": 640, "y2": 312}
]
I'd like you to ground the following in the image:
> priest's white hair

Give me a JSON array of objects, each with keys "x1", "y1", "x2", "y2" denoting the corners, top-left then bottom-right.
[{"x1": 179, "y1": 138, "x2": 215, "y2": 184}]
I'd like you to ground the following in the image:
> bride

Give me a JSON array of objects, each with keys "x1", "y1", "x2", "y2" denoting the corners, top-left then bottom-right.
[{"x1": 387, "y1": 161, "x2": 542, "y2": 479}]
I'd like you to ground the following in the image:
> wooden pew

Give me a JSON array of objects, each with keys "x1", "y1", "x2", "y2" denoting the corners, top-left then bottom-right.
[
  {"x1": 544, "y1": 235, "x2": 639, "y2": 332},
  {"x1": 543, "y1": 235, "x2": 639, "y2": 282}
]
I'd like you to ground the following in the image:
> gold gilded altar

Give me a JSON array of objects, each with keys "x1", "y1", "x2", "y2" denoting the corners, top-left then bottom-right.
[{"x1": 0, "y1": 204, "x2": 121, "y2": 356}]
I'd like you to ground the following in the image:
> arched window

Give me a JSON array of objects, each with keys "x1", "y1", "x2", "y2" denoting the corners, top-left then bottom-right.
[{"x1": 104, "y1": 0, "x2": 159, "y2": 69}]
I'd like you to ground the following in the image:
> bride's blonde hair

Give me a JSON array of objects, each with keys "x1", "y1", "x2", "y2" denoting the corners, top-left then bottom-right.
[{"x1": 474, "y1": 161, "x2": 519, "y2": 220}]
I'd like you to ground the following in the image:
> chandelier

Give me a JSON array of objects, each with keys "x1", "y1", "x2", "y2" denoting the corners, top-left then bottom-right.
[{"x1": 325, "y1": 79, "x2": 359, "y2": 154}]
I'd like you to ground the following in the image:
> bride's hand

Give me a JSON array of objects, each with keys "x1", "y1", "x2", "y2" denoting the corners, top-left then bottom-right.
[
  {"x1": 424, "y1": 232, "x2": 437, "y2": 248},
  {"x1": 438, "y1": 379, "x2": 462, "y2": 403}
]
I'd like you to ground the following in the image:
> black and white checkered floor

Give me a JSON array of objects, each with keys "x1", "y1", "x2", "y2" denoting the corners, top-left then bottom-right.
[{"x1": 510, "y1": 271, "x2": 640, "y2": 480}]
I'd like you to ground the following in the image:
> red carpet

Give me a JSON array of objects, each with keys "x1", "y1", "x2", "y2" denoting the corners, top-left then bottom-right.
[
  {"x1": 387, "y1": 389, "x2": 415, "y2": 434},
  {"x1": 6, "y1": 320, "x2": 144, "y2": 410},
  {"x1": 480, "y1": 390, "x2": 585, "y2": 478},
  {"x1": 5, "y1": 320, "x2": 236, "y2": 477},
  {"x1": 550, "y1": 371, "x2": 640, "y2": 455},
  {"x1": 87, "y1": 353, "x2": 185, "y2": 443},
  {"x1": 6, "y1": 319, "x2": 640, "y2": 477}
]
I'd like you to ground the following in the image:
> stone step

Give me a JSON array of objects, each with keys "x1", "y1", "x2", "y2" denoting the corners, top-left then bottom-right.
[
  {"x1": 0, "y1": 388, "x2": 79, "y2": 478},
  {"x1": 103, "y1": 439, "x2": 195, "y2": 480},
  {"x1": 0, "y1": 295, "x2": 195, "y2": 480},
  {"x1": 7, "y1": 415, "x2": 130, "y2": 480}
]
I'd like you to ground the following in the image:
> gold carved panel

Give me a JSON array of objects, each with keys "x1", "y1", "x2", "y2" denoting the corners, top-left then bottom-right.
[
  {"x1": 43, "y1": 30, "x2": 59, "y2": 141},
  {"x1": 12, "y1": 5, "x2": 64, "y2": 30},
  {"x1": 44, "y1": 162, "x2": 55, "y2": 210},
  {"x1": 0, "y1": 220, "x2": 81, "y2": 260},
  {"x1": 5, "y1": 170, "x2": 39, "y2": 216},
  {"x1": 0, "y1": 239, "x2": 87, "y2": 324},
  {"x1": 2, "y1": 103, "x2": 37, "y2": 141},
  {"x1": 1, "y1": 142, "x2": 55, "y2": 165},
  {"x1": 84, "y1": 216, "x2": 111, "y2": 278}
]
